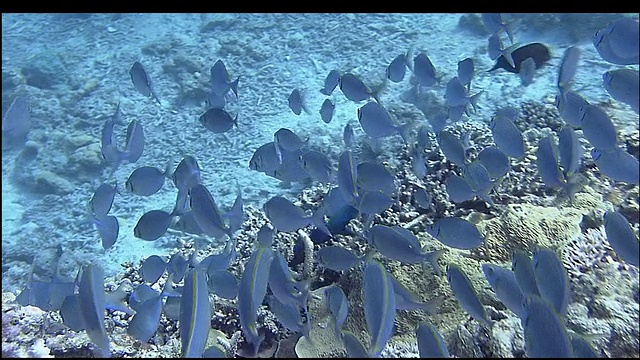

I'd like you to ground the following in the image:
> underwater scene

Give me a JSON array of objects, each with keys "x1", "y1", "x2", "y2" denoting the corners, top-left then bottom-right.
[{"x1": 1, "y1": 13, "x2": 639, "y2": 358}]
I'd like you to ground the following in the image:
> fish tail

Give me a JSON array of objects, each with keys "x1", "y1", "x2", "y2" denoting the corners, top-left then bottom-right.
[{"x1": 231, "y1": 76, "x2": 240, "y2": 97}]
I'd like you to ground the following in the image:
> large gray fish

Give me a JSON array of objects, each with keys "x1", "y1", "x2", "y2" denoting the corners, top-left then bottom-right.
[
  {"x1": 555, "y1": 90, "x2": 589, "y2": 127},
  {"x1": 199, "y1": 108, "x2": 238, "y2": 134},
  {"x1": 339, "y1": 73, "x2": 379, "y2": 103},
  {"x1": 446, "y1": 264, "x2": 493, "y2": 329},
  {"x1": 490, "y1": 114, "x2": 525, "y2": 158},
  {"x1": 263, "y1": 196, "x2": 330, "y2": 235},
  {"x1": 592, "y1": 17, "x2": 639, "y2": 65},
  {"x1": 300, "y1": 150, "x2": 332, "y2": 183},
  {"x1": 522, "y1": 296, "x2": 573, "y2": 357},
  {"x1": 557, "y1": 46, "x2": 581, "y2": 97},
  {"x1": 180, "y1": 268, "x2": 211, "y2": 357},
  {"x1": 413, "y1": 52, "x2": 437, "y2": 87},
  {"x1": 363, "y1": 259, "x2": 396, "y2": 357},
  {"x1": 386, "y1": 52, "x2": 409, "y2": 83},
  {"x1": 210, "y1": 59, "x2": 240, "y2": 97},
  {"x1": 602, "y1": 68, "x2": 639, "y2": 113},
  {"x1": 123, "y1": 120, "x2": 145, "y2": 164},
  {"x1": 125, "y1": 165, "x2": 168, "y2": 196},
  {"x1": 579, "y1": 104, "x2": 617, "y2": 151},
  {"x1": 357, "y1": 101, "x2": 407, "y2": 141},
  {"x1": 591, "y1": 147, "x2": 639, "y2": 184},
  {"x1": 604, "y1": 211, "x2": 639, "y2": 267},
  {"x1": 427, "y1": 217, "x2": 484, "y2": 249},
  {"x1": 2, "y1": 96, "x2": 32, "y2": 147},
  {"x1": 129, "y1": 61, "x2": 160, "y2": 104},
  {"x1": 320, "y1": 69, "x2": 340, "y2": 95},
  {"x1": 172, "y1": 155, "x2": 201, "y2": 193},
  {"x1": 188, "y1": 184, "x2": 231, "y2": 238},
  {"x1": 133, "y1": 210, "x2": 174, "y2": 241}
]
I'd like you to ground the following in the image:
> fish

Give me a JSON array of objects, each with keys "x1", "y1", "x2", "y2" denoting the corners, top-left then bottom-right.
[
  {"x1": 357, "y1": 101, "x2": 407, "y2": 141},
  {"x1": 263, "y1": 196, "x2": 330, "y2": 235},
  {"x1": 519, "y1": 57, "x2": 536, "y2": 86},
  {"x1": 482, "y1": 13, "x2": 515, "y2": 43},
  {"x1": 238, "y1": 245, "x2": 274, "y2": 357},
  {"x1": 207, "y1": 269, "x2": 239, "y2": 300},
  {"x1": 367, "y1": 225, "x2": 444, "y2": 274},
  {"x1": 205, "y1": 91, "x2": 226, "y2": 109},
  {"x1": 557, "y1": 126, "x2": 582, "y2": 178},
  {"x1": 269, "y1": 250, "x2": 309, "y2": 307},
  {"x1": 536, "y1": 136, "x2": 566, "y2": 189},
  {"x1": 446, "y1": 264, "x2": 492, "y2": 329},
  {"x1": 579, "y1": 104, "x2": 617, "y2": 151},
  {"x1": 522, "y1": 296, "x2": 573, "y2": 358},
  {"x1": 249, "y1": 141, "x2": 282, "y2": 173},
  {"x1": 127, "y1": 285, "x2": 165, "y2": 343},
  {"x1": 129, "y1": 61, "x2": 160, "y2": 104},
  {"x1": 125, "y1": 165, "x2": 168, "y2": 196},
  {"x1": 592, "y1": 17, "x2": 639, "y2": 65},
  {"x1": 356, "y1": 162, "x2": 396, "y2": 196},
  {"x1": 90, "y1": 183, "x2": 118, "y2": 218},
  {"x1": 320, "y1": 98, "x2": 335, "y2": 124},
  {"x1": 343, "y1": 123, "x2": 355, "y2": 149},
  {"x1": 133, "y1": 210, "x2": 174, "y2": 241},
  {"x1": 461, "y1": 161, "x2": 494, "y2": 204},
  {"x1": 413, "y1": 52, "x2": 437, "y2": 87},
  {"x1": 123, "y1": 120, "x2": 145, "y2": 164},
  {"x1": 591, "y1": 147, "x2": 639, "y2": 184},
  {"x1": 416, "y1": 322, "x2": 449, "y2": 358},
  {"x1": 603, "y1": 211, "x2": 639, "y2": 267},
  {"x1": 411, "y1": 147, "x2": 427, "y2": 178},
  {"x1": 413, "y1": 187, "x2": 432, "y2": 210},
  {"x1": 445, "y1": 174, "x2": 477, "y2": 204},
  {"x1": 167, "y1": 253, "x2": 189, "y2": 283},
  {"x1": 555, "y1": 90, "x2": 589, "y2": 127},
  {"x1": 267, "y1": 295, "x2": 310, "y2": 337},
  {"x1": 457, "y1": 57, "x2": 475, "y2": 89},
  {"x1": 428, "y1": 111, "x2": 448, "y2": 133},
  {"x1": 416, "y1": 125, "x2": 432, "y2": 152},
  {"x1": 320, "y1": 69, "x2": 340, "y2": 95},
  {"x1": 325, "y1": 285, "x2": 349, "y2": 335},
  {"x1": 481, "y1": 264, "x2": 525, "y2": 318},
  {"x1": 337, "y1": 150, "x2": 359, "y2": 206},
  {"x1": 557, "y1": 46, "x2": 581, "y2": 97},
  {"x1": 210, "y1": 59, "x2": 240, "y2": 97},
  {"x1": 444, "y1": 76, "x2": 483, "y2": 113},
  {"x1": 532, "y1": 248, "x2": 570, "y2": 317},
  {"x1": 200, "y1": 238, "x2": 237, "y2": 273},
  {"x1": 172, "y1": 155, "x2": 201, "y2": 193},
  {"x1": 140, "y1": 255, "x2": 167, "y2": 283},
  {"x1": 77, "y1": 263, "x2": 110, "y2": 357},
  {"x1": 341, "y1": 330, "x2": 369, "y2": 358},
  {"x1": 357, "y1": 190, "x2": 394, "y2": 215},
  {"x1": 477, "y1": 146, "x2": 510, "y2": 179},
  {"x1": 257, "y1": 224, "x2": 275, "y2": 248},
  {"x1": 387, "y1": 53, "x2": 409, "y2": 83},
  {"x1": 91, "y1": 214, "x2": 119, "y2": 250},
  {"x1": 427, "y1": 217, "x2": 484, "y2": 250},
  {"x1": 274, "y1": 128, "x2": 307, "y2": 152},
  {"x1": 309, "y1": 203, "x2": 358, "y2": 246},
  {"x1": 363, "y1": 259, "x2": 396, "y2": 357},
  {"x1": 318, "y1": 246, "x2": 362, "y2": 271},
  {"x1": 436, "y1": 130, "x2": 467, "y2": 167},
  {"x1": 339, "y1": 73, "x2": 379, "y2": 103},
  {"x1": 490, "y1": 114, "x2": 525, "y2": 158},
  {"x1": 2, "y1": 95, "x2": 32, "y2": 147},
  {"x1": 488, "y1": 43, "x2": 550, "y2": 73},
  {"x1": 188, "y1": 184, "x2": 231, "y2": 238},
  {"x1": 511, "y1": 250, "x2": 540, "y2": 297},
  {"x1": 602, "y1": 68, "x2": 639, "y2": 113},
  {"x1": 100, "y1": 102, "x2": 126, "y2": 164},
  {"x1": 391, "y1": 274, "x2": 440, "y2": 313},
  {"x1": 180, "y1": 268, "x2": 211, "y2": 358},
  {"x1": 224, "y1": 189, "x2": 245, "y2": 235},
  {"x1": 487, "y1": 33, "x2": 518, "y2": 68},
  {"x1": 199, "y1": 108, "x2": 238, "y2": 134},
  {"x1": 570, "y1": 334, "x2": 600, "y2": 358},
  {"x1": 288, "y1": 88, "x2": 309, "y2": 115}
]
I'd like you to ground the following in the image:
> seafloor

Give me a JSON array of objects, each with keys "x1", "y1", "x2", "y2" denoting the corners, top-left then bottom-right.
[{"x1": 2, "y1": 13, "x2": 639, "y2": 358}]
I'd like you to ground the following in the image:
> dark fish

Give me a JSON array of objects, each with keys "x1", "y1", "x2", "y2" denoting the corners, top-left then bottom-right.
[
  {"x1": 519, "y1": 57, "x2": 536, "y2": 86},
  {"x1": 343, "y1": 123, "x2": 354, "y2": 148},
  {"x1": 413, "y1": 52, "x2": 437, "y2": 87},
  {"x1": 320, "y1": 69, "x2": 340, "y2": 95},
  {"x1": 320, "y1": 98, "x2": 335, "y2": 124},
  {"x1": 488, "y1": 43, "x2": 550, "y2": 73},
  {"x1": 90, "y1": 182, "x2": 118, "y2": 218},
  {"x1": 172, "y1": 155, "x2": 201, "y2": 193},
  {"x1": 123, "y1": 120, "x2": 145, "y2": 164},
  {"x1": 339, "y1": 73, "x2": 378, "y2": 103},
  {"x1": 557, "y1": 46, "x2": 581, "y2": 96},
  {"x1": 274, "y1": 128, "x2": 307, "y2": 152},
  {"x1": 386, "y1": 53, "x2": 409, "y2": 83},
  {"x1": 189, "y1": 184, "x2": 230, "y2": 238},
  {"x1": 129, "y1": 61, "x2": 160, "y2": 104},
  {"x1": 125, "y1": 165, "x2": 167, "y2": 196},
  {"x1": 134, "y1": 210, "x2": 174, "y2": 241},
  {"x1": 357, "y1": 101, "x2": 407, "y2": 141},
  {"x1": 77, "y1": 264, "x2": 110, "y2": 357},
  {"x1": 457, "y1": 57, "x2": 475, "y2": 88},
  {"x1": 2, "y1": 96, "x2": 32, "y2": 146},
  {"x1": 482, "y1": 13, "x2": 515, "y2": 43},
  {"x1": 92, "y1": 214, "x2": 119, "y2": 250},
  {"x1": 210, "y1": 59, "x2": 240, "y2": 97},
  {"x1": 199, "y1": 108, "x2": 238, "y2": 134},
  {"x1": 603, "y1": 68, "x2": 639, "y2": 113},
  {"x1": 288, "y1": 89, "x2": 308, "y2": 115}
]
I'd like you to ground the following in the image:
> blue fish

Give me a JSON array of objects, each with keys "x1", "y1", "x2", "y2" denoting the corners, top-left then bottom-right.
[
  {"x1": 356, "y1": 162, "x2": 396, "y2": 196},
  {"x1": 130, "y1": 61, "x2": 160, "y2": 104},
  {"x1": 140, "y1": 255, "x2": 167, "y2": 283},
  {"x1": 487, "y1": 32, "x2": 517, "y2": 68},
  {"x1": 482, "y1": 264, "x2": 525, "y2": 318},
  {"x1": 188, "y1": 184, "x2": 231, "y2": 238},
  {"x1": 416, "y1": 321, "x2": 449, "y2": 358},
  {"x1": 445, "y1": 174, "x2": 476, "y2": 204},
  {"x1": 427, "y1": 217, "x2": 484, "y2": 250},
  {"x1": 210, "y1": 59, "x2": 240, "y2": 97},
  {"x1": 325, "y1": 284, "x2": 349, "y2": 337},
  {"x1": 603, "y1": 68, "x2": 639, "y2": 113},
  {"x1": 591, "y1": 147, "x2": 639, "y2": 184},
  {"x1": 357, "y1": 101, "x2": 407, "y2": 141},
  {"x1": 532, "y1": 247, "x2": 570, "y2": 317},
  {"x1": 318, "y1": 246, "x2": 363, "y2": 271},
  {"x1": 511, "y1": 249, "x2": 540, "y2": 297},
  {"x1": 482, "y1": 13, "x2": 515, "y2": 43},
  {"x1": 446, "y1": 264, "x2": 492, "y2": 329},
  {"x1": 339, "y1": 73, "x2": 379, "y2": 103},
  {"x1": 133, "y1": 210, "x2": 174, "y2": 241},
  {"x1": 77, "y1": 263, "x2": 110, "y2": 357},
  {"x1": 1, "y1": 96, "x2": 31, "y2": 147},
  {"x1": 337, "y1": 151, "x2": 359, "y2": 206},
  {"x1": 436, "y1": 130, "x2": 467, "y2": 167},
  {"x1": 125, "y1": 165, "x2": 168, "y2": 196},
  {"x1": 343, "y1": 123, "x2": 355, "y2": 149},
  {"x1": 320, "y1": 69, "x2": 340, "y2": 95},
  {"x1": 477, "y1": 146, "x2": 510, "y2": 179},
  {"x1": 90, "y1": 182, "x2": 118, "y2": 218},
  {"x1": 536, "y1": 136, "x2": 566, "y2": 189},
  {"x1": 367, "y1": 225, "x2": 443, "y2": 274},
  {"x1": 557, "y1": 126, "x2": 582, "y2": 178},
  {"x1": 557, "y1": 46, "x2": 581, "y2": 97},
  {"x1": 207, "y1": 269, "x2": 239, "y2": 299},
  {"x1": 555, "y1": 90, "x2": 589, "y2": 127},
  {"x1": 387, "y1": 53, "x2": 409, "y2": 83},
  {"x1": 263, "y1": 196, "x2": 330, "y2": 235},
  {"x1": 592, "y1": 17, "x2": 639, "y2": 65},
  {"x1": 457, "y1": 57, "x2": 475, "y2": 89},
  {"x1": 341, "y1": 330, "x2": 370, "y2": 358},
  {"x1": 288, "y1": 88, "x2": 309, "y2": 115},
  {"x1": 579, "y1": 104, "x2": 617, "y2": 151},
  {"x1": 490, "y1": 114, "x2": 525, "y2": 158},
  {"x1": 603, "y1": 211, "x2": 639, "y2": 267},
  {"x1": 363, "y1": 260, "x2": 396, "y2": 357},
  {"x1": 320, "y1": 98, "x2": 335, "y2": 124},
  {"x1": 180, "y1": 268, "x2": 211, "y2": 358},
  {"x1": 522, "y1": 296, "x2": 573, "y2": 358},
  {"x1": 199, "y1": 108, "x2": 238, "y2": 134},
  {"x1": 519, "y1": 57, "x2": 536, "y2": 86},
  {"x1": 445, "y1": 76, "x2": 483, "y2": 113},
  {"x1": 412, "y1": 52, "x2": 437, "y2": 88},
  {"x1": 269, "y1": 250, "x2": 309, "y2": 307},
  {"x1": 172, "y1": 155, "x2": 201, "y2": 193}
]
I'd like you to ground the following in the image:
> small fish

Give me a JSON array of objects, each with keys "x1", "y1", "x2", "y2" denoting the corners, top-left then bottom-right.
[
  {"x1": 320, "y1": 69, "x2": 340, "y2": 95},
  {"x1": 257, "y1": 223, "x2": 275, "y2": 248},
  {"x1": 337, "y1": 150, "x2": 359, "y2": 206},
  {"x1": 343, "y1": 123, "x2": 354, "y2": 149},
  {"x1": 180, "y1": 268, "x2": 211, "y2": 358},
  {"x1": 391, "y1": 275, "x2": 440, "y2": 313},
  {"x1": 269, "y1": 250, "x2": 309, "y2": 307},
  {"x1": 91, "y1": 214, "x2": 119, "y2": 250},
  {"x1": 367, "y1": 225, "x2": 443, "y2": 273},
  {"x1": 77, "y1": 263, "x2": 110, "y2": 357},
  {"x1": 90, "y1": 182, "x2": 118, "y2": 218},
  {"x1": 427, "y1": 217, "x2": 484, "y2": 250},
  {"x1": 603, "y1": 211, "x2": 639, "y2": 267},
  {"x1": 325, "y1": 285, "x2": 349, "y2": 335},
  {"x1": 602, "y1": 68, "x2": 639, "y2": 114},
  {"x1": 557, "y1": 46, "x2": 581, "y2": 97},
  {"x1": 134, "y1": 210, "x2": 174, "y2": 241},
  {"x1": 274, "y1": 128, "x2": 307, "y2": 152},
  {"x1": 129, "y1": 61, "x2": 160, "y2": 104},
  {"x1": 532, "y1": 248, "x2": 570, "y2": 317},
  {"x1": 238, "y1": 245, "x2": 274, "y2": 357},
  {"x1": 207, "y1": 269, "x2": 239, "y2": 299},
  {"x1": 445, "y1": 174, "x2": 476, "y2": 203},
  {"x1": 357, "y1": 101, "x2": 407, "y2": 141},
  {"x1": 488, "y1": 43, "x2": 550, "y2": 74},
  {"x1": 2, "y1": 96, "x2": 31, "y2": 147},
  {"x1": 477, "y1": 146, "x2": 510, "y2": 179},
  {"x1": 339, "y1": 73, "x2": 378, "y2": 103},
  {"x1": 461, "y1": 161, "x2": 494, "y2": 203},
  {"x1": 444, "y1": 76, "x2": 483, "y2": 113},
  {"x1": 556, "y1": 91, "x2": 590, "y2": 127},
  {"x1": 570, "y1": 334, "x2": 600, "y2": 358},
  {"x1": 457, "y1": 57, "x2": 475, "y2": 88},
  {"x1": 119, "y1": 120, "x2": 145, "y2": 165},
  {"x1": 125, "y1": 165, "x2": 167, "y2": 196},
  {"x1": 591, "y1": 147, "x2": 639, "y2": 184},
  {"x1": 557, "y1": 126, "x2": 582, "y2": 178},
  {"x1": 416, "y1": 125, "x2": 432, "y2": 152},
  {"x1": 387, "y1": 53, "x2": 409, "y2": 83},
  {"x1": 579, "y1": 104, "x2": 617, "y2": 151},
  {"x1": 363, "y1": 260, "x2": 396, "y2": 357},
  {"x1": 413, "y1": 187, "x2": 432, "y2": 210},
  {"x1": 249, "y1": 141, "x2": 282, "y2": 174},
  {"x1": 210, "y1": 59, "x2": 240, "y2": 97},
  {"x1": 357, "y1": 190, "x2": 394, "y2": 215},
  {"x1": 490, "y1": 115, "x2": 525, "y2": 158},
  {"x1": 288, "y1": 88, "x2": 309, "y2": 115},
  {"x1": 128, "y1": 284, "x2": 166, "y2": 343},
  {"x1": 341, "y1": 330, "x2": 369, "y2": 358},
  {"x1": 172, "y1": 155, "x2": 201, "y2": 193},
  {"x1": 436, "y1": 130, "x2": 466, "y2": 167},
  {"x1": 511, "y1": 250, "x2": 540, "y2": 297},
  {"x1": 411, "y1": 147, "x2": 427, "y2": 178},
  {"x1": 446, "y1": 264, "x2": 492, "y2": 329},
  {"x1": 416, "y1": 322, "x2": 449, "y2": 358},
  {"x1": 320, "y1": 98, "x2": 335, "y2": 123},
  {"x1": 188, "y1": 184, "x2": 231, "y2": 238},
  {"x1": 167, "y1": 253, "x2": 189, "y2": 282},
  {"x1": 300, "y1": 150, "x2": 332, "y2": 183},
  {"x1": 200, "y1": 238, "x2": 237, "y2": 272},
  {"x1": 482, "y1": 13, "x2": 515, "y2": 43},
  {"x1": 140, "y1": 255, "x2": 167, "y2": 283},
  {"x1": 487, "y1": 33, "x2": 518, "y2": 68},
  {"x1": 519, "y1": 57, "x2": 536, "y2": 86},
  {"x1": 413, "y1": 52, "x2": 437, "y2": 87},
  {"x1": 263, "y1": 196, "x2": 330, "y2": 235},
  {"x1": 356, "y1": 162, "x2": 396, "y2": 196},
  {"x1": 267, "y1": 295, "x2": 309, "y2": 337},
  {"x1": 482, "y1": 264, "x2": 525, "y2": 318},
  {"x1": 536, "y1": 136, "x2": 566, "y2": 189},
  {"x1": 199, "y1": 108, "x2": 238, "y2": 134},
  {"x1": 100, "y1": 102, "x2": 125, "y2": 165},
  {"x1": 592, "y1": 17, "x2": 639, "y2": 65},
  {"x1": 522, "y1": 296, "x2": 573, "y2": 358},
  {"x1": 224, "y1": 189, "x2": 245, "y2": 235}
]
